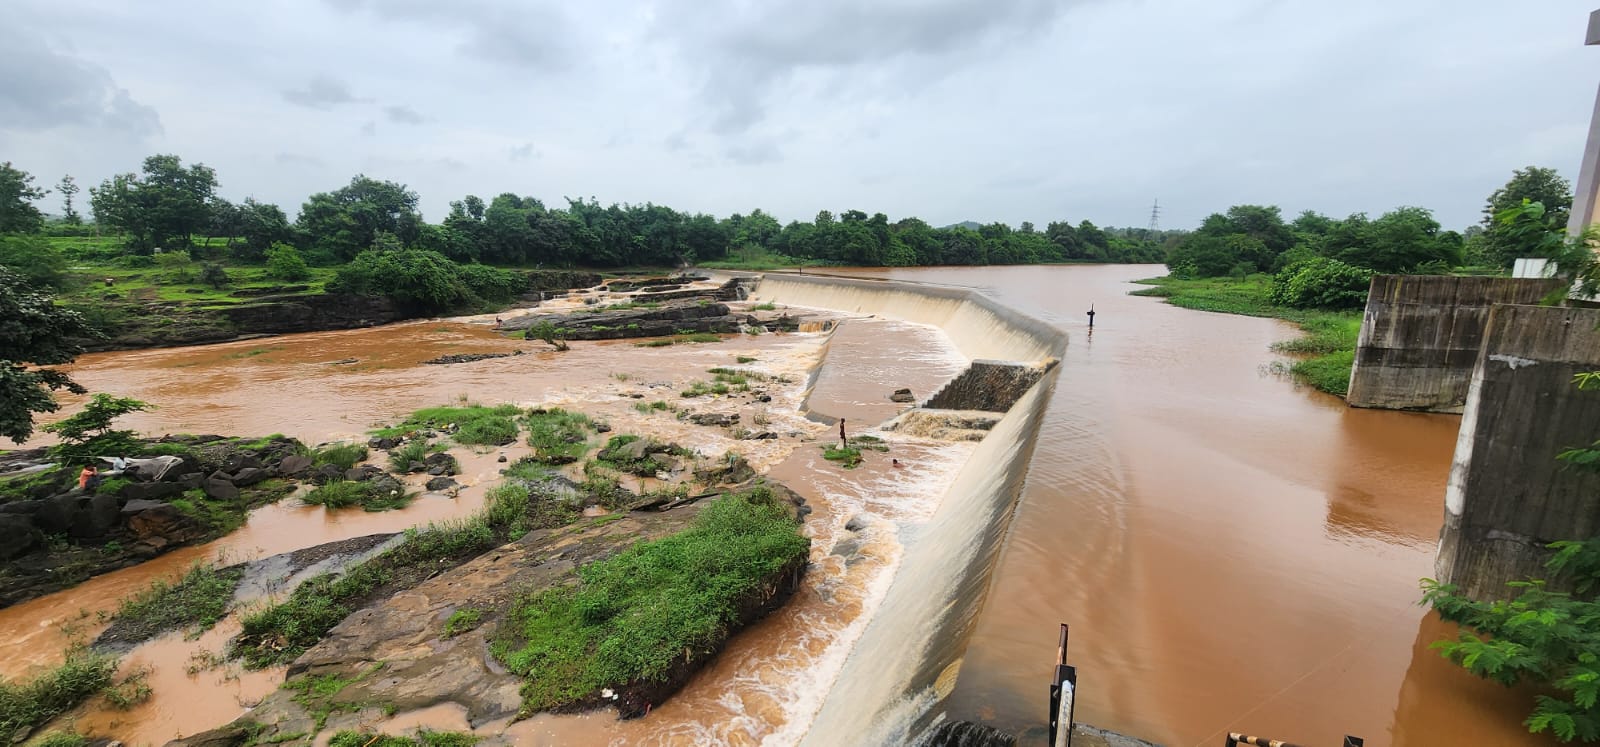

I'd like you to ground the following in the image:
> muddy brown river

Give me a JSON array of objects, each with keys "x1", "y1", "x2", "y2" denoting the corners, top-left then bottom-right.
[{"x1": 0, "y1": 266, "x2": 1554, "y2": 746}]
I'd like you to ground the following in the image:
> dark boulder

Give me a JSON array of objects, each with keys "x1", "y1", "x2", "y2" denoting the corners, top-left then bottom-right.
[
  {"x1": 423, "y1": 453, "x2": 459, "y2": 477},
  {"x1": 71, "y1": 494, "x2": 121, "y2": 538},
  {"x1": 425, "y1": 476, "x2": 458, "y2": 492},
  {"x1": 739, "y1": 431, "x2": 778, "y2": 440},
  {"x1": 312, "y1": 464, "x2": 345, "y2": 485},
  {"x1": 276, "y1": 454, "x2": 313, "y2": 477},
  {"x1": 890, "y1": 388, "x2": 916, "y2": 403},
  {"x1": 0, "y1": 514, "x2": 38, "y2": 560},
  {"x1": 343, "y1": 465, "x2": 381, "y2": 482},
  {"x1": 203, "y1": 474, "x2": 240, "y2": 501},
  {"x1": 177, "y1": 472, "x2": 205, "y2": 490},
  {"x1": 368, "y1": 436, "x2": 401, "y2": 450},
  {"x1": 35, "y1": 494, "x2": 81, "y2": 534},
  {"x1": 231, "y1": 466, "x2": 270, "y2": 487},
  {"x1": 120, "y1": 499, "x2": 168, "y2": 516},
  {"x1": 126, "y1": 503, "x2": 204, "y2": 547},
  {"x1": 0, "y1": 500, "x2": 43, "y2": 515},
  {"x1": 119, "y1": 481, "x2": 181, "y2": 502},
  {"x1": 369, "y1": 474, "x2": 405, "y2": 500}
]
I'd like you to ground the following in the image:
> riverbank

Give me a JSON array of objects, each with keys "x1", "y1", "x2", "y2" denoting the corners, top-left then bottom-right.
[{"x1": 1128, "y1": 275, "x2": 1360, "y2": 396}]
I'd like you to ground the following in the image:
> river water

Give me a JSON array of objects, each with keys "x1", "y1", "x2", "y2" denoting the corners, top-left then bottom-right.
[{"x1": 0, "y1": 265, "x2": 1553, "y2": 746}]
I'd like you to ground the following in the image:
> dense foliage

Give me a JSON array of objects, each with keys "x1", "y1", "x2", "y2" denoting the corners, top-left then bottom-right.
[
  {"x1": 89, "y1": 155, "x2": 218, "y2": 254},
  {"x1": 1481, "y1": 166, "x2": 1573, "y2": 268},
  {"x1": 1423, "y1": 372, "x2": 1600, "y2": 742},
  {"x1": 42, "y1": 393, "x2": 152, "y2": 460},
  {"x1": 325, "y1": 247, "x2": 523, "y2": 313},
  {"x1": 0, "y1": 267, "x2": 92, "y2": 443},
  {"x1": 1267, "y1": 256, "x2": 1374, "y2": 310}
]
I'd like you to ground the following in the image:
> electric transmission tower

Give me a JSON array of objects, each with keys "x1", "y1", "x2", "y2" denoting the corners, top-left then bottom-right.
[{"x1": 1146, "y1": 199, "x2": 1161, "y2": 236}]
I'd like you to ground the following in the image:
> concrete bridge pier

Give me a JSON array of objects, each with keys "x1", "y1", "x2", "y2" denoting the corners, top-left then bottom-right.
[{"x1": 1435, "y1": 304, "x2": 1600, "y2": 600}]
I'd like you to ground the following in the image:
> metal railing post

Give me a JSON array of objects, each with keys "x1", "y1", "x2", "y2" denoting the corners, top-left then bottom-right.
[{"x1": 1048, "y1": 623, "x2": 1077, "y2": 747}]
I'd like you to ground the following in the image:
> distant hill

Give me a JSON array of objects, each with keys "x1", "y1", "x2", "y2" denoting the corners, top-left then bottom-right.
[{"x1": 942, "y1": 221, "x2": 984, "y2": 231}]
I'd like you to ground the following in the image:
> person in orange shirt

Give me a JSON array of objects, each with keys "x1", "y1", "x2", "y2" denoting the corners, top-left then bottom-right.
[{"x1": 78, "y1": 465, "x2": 98, "y2": 491}]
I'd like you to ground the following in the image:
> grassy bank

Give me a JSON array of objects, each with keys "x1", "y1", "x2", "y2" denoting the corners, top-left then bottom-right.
[
  {"x1": 0, "y1": 649, "x2": 119, "y2": 738},
  {"x1": 1130, "y1": 275, "x2": 1361, "y2": 396},
  {"x1": 491, "y1": 487, "x2": 809, "y2": 714},
  {"x1": 102, "y1": 562, "x2": 244, "y2": 645}
]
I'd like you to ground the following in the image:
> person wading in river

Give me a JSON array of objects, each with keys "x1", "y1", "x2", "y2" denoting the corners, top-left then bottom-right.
[{"x1": 838, "y1": 418, "x2": 847, "y2": 447}]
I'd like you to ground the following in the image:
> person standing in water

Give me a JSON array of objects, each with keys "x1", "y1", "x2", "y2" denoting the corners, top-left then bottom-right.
[
  {"x1": 838, "y1": 418, "x2": 847, "y2": 447},
  {"x1": 1086, "y1": 304, "x2": 1096, "y2": 329}
]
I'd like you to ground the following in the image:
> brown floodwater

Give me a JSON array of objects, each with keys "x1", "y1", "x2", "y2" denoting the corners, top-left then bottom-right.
[
  {"x1": 1, "y1": 266, "x2": 1555, "y2": 747},
  {"x1": 825, "y1": 265, "x2": 1553, "y2": 747}
]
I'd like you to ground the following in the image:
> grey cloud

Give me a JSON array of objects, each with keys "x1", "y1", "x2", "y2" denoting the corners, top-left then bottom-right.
[
  {"x1": 725, "y1": 139, "x2": 782, "y2": 166},
  {"x1": 359, "y1": 121, "x2": 377, "y2": 137},
  {"x1": 384, "y1": 105, "x2": 425, "y2": 125},
  {"x1": 0, "y1": 27, "x2": 161, "y2": 137},
  {"x1": 283, "y1": 75, "x2": 362, "y2": 109},
  {"x1": 665, "y1": 0, "x2": 1080, "y2": 133},
  {"x1": 509, "y1": 143, "x2": 539, "y2": 161},
  {"x1": 324, "y1": 0, "x2": 573, "y2": 69}
]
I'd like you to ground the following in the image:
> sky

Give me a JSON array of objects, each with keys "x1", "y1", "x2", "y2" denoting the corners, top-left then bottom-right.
[{"x1": 3, "y1": 0, "x2": 1598, "y2": 231}]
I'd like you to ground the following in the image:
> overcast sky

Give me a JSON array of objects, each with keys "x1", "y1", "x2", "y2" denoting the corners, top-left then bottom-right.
[{"x1": 3, "y1": 0, "x2": 1598, "y2": 231}]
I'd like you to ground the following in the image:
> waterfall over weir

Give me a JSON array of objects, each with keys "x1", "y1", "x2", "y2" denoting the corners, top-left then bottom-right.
[{"x1": 748, "y1": 273, "x2": 1066, "y2": 744}]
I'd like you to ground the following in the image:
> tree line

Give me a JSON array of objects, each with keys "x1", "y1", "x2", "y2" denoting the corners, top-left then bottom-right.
[{"x1": 0, "y1": 155, "x2": 1170, "y2": 272}]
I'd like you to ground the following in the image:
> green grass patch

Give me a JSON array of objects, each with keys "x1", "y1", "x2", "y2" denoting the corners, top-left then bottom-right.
[
  {"x1": 491, "y1": 490, "x2": 807, "y2": 714},
  {"x1": 168, "y1": 489, "x2": 249, "y2": 535},
  {"x1": 523, "y1": 409, "x2": 593, "y2": 464},
  {"x1": 34, "y1": 732, "x2": 91, "y2": 747},
  {"x1": 632, "y1": 400, "x2": 674, "y2": 415},
  {"x1": 303, "y1": 479, "x2": 415, "y2": 512},
  {"x1": 751, "y1": 303, "x2": 777, "y2": 311},
  {"x1": 1133, "y1": 275, "x2": 1360, "y2": 397},
  {"x1": 328, "y1": 731, "x2": 480, "y2": 747},
  {"x1": 681, "y1": 379, "x2": 731, "y2": 398},
  {"x1": 108, "y1": 562, "x2": 243, "y2": 642},
  {"x1": 443, "y1": 608, "x2": 483, "y2": 639},
  {"x1": 0, "y1": 649, "x2": 118, "y2": 738},
  {"x1": 632, "y1": 332, "x2": 725, "y2": 348},
  {"x1": 387, "y1": 439, "x2": 432, "y2": 473},
  {"x1": 634, "y1": 339, "x2": 675, "y2": 348},
  {"x1": 283, "y1": 671, "x2": 369, "y2": 731},
  {"x1": 374, "y1": 405, "x2": 522, "y2": 446},
  {"x1": 312, "y1": 443, "x2": 369, "y2": 471},
  {"x1": 822, "y1": 445, "x2": 863, "y2": 468},
  {"x1": 735, "y1": 356, "x2": 757, "y2": 364}
]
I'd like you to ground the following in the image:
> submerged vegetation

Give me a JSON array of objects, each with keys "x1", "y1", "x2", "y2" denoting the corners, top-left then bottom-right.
[
  {"x1": 107, "y1": 562, "x2": 243, "y2": 642},
  {"x1": 0, "y1": 648, "x2": 119, "y2": 738}
]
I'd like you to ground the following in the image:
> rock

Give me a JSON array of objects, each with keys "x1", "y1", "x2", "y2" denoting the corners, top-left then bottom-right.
[
  {"x1": 497, "y1": 454, "x2": 508, "y2": 463},
  {"x1": 231, "y1": 466, "x2": 269, "y2": 487},
  {"x1": 689, "y1": 412, "x2": 740, "y2": 427},
  {"x1": 344, "y1": 465, "x2": 381, "y2": 482},
  {"x1": 312, "y1": 464, "x2": 345, "y2": 484},
  {"x1": 0, "y1": 500, "x2": 43, "y2": 515},
  {"x1": 0, "y1": 514, "x2": 38, "y2": 560},
  {"x1": 890, "y1": 388, "x2": 916, "y2": 403},
  {"x1": 277, "y1": 454, "x2": 313, "y2": 476},
  {"x1": 177, "y1": 472, "x2": 205, "y2": 490},
  {"x1": 118, "y1": 481, "x2": 181, "y2": 501},
  {"x1": 71, "y1": 494, "x2": 120, "y2": 538},
  {"x1": 844, "y1": 515, "x2": 868, "y2": 532},
  {"x1": 755, "y1": 394, "x2": 772, "y2": 403},
  {"x1": 619, "y1": 439, "x2": 651, "y2": 461},
  {"x1": 423, "y1": 452, "x2": 458, "y2": 477},
  {"x1": 35, "y1": 494, "x2": 80, "y2": 534},
  {"x1": 203, "y1": 475, "x2": 240, "y2": 501},
  {"x1": 408, "y1": 461, "x2": 427, "y2": 473},
  {"x1": 830, "y1": 537, "x2": 865, "y2": 564},
  {"x1": 595, "y1": 422, "x2": 612, "y2": 434},
  {"x1": 329, "y1": 358, "x2": 359, "y2": 365},
  {"x1": 423, "y1": 352, "x2": 516, "y2": 365},
  {"x1": 368, "y1": 436, "x2": 401, "y2": 450},
  {"x1": 370, "y1": 473, "x2": 405, "y2": 498},
  {"x1": 426, "y1": 476, "x2": 458, "y2": 492},
  {"x1": 739, "y1": 431, "x2": 778, "y2": 440},
  {"x1": 120, "y1": 499, "x2": 168, "y2": 516},
  {"x1": 126, "y1": 503, "x2": 204, "y2": 545}
]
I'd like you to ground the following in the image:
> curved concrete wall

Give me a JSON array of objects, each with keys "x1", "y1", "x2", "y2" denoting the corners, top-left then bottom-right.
[
  {"x1": 752, "y1": 273, "x2": 1067, "y2": 744},
  {"x1": 750, "y1": 274, "x2": 1066, "y2": 362}
]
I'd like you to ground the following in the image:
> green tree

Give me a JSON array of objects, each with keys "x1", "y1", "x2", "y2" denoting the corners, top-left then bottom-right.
[
  {"x1": 43, "y1": 393, "x2": 152, "y2": 461},
  {"x1": 296, "y1": 176, "x2": 421, "y2": 263},
  {"x1": 56, "y1": 175, "x2": 80, "y2": 225},
  {"x1": 1337, "y1": 206, "x2": 1460, "y2": 273},
  {"x1": 199, "y1": 262, "x2": 230, "y2": 289},
  {"x1": 264, "y1": 242, "x2": 311, "y2": 281},
  {"x1": 0, "y1": 162, "x2": 48, "y2": 234},
  {"x1": 0, "y1": 234, "x2": 67, "y2": 289},
  {"x1": 235, "y1": 198, "x2": 293, "y2": 263},
  {"x1": 1483, "y1": 167, "x2": 1573, "y2": 267},
  {"x1": 89, "y1": 155, "x2": 219, "y2": 254},
  {"x1": 1268, "y1": 256, "x2": 1373, "y2": 309},
  {"x1": 0, "y1": 267, "x2": 93, "y2": 443}
]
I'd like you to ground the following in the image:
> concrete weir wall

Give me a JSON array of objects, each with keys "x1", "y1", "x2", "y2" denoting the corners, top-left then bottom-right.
[
  {"x1": 1348, "y1": 275, "x2": 1564, "y2": 413},
  {"x1": 925, "y1": 360, "x2": 1050, "y2": 412},
  {"x1": 1437, "y1": 304, "x2": 1600, "y2": 600},
  {"x1": 750, "y1": 273, "x2": 1067, "y2": 744}
]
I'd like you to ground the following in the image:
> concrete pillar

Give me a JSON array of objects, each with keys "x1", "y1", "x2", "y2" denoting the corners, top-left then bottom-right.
[
  {"x1": 1565, "y1": 10, "x2": 1600, "y2": 238},
  {"x1": 1347, "y1": 276, "x2": 1563, "y2": 413},
  {"x1": 1435, "y1": 304, "x2": 1600, "y2": 600}
]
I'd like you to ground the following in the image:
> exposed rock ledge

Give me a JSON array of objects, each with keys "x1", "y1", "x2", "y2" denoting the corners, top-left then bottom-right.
[{"x1": 170, "y1": 483, "x2": 809, "y2": 747}]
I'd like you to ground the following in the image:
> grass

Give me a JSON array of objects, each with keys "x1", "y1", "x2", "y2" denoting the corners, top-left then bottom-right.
[
  {"x1": 303, "y1": 479, "x2": 415, "y2": 512},
  {"x1": 108, "y1": 562, "x2": 244, "y2": 642},
  {"x1": 168, "y1": 488, "x2": 249, "y2": 535},
  {"x1": 523, "y1": 408, "x2": 594, "y2": 464},
  {"x1": 822, "y1": 445, "x2": 863, "y2": 468},
  {"x1": 328, "y1": 732, "x2": 480, "y2": 747},
  {"x1": 284, "y1": 670, "x2": 367, "y2": 731},
  {"x1": 680, "y1": 380, "x2": 731, "y2": 398},
  {"x1": 443, "y1": 608, "x2": 483, "y2": 638},
  {"x1": 387, "y1": 439, "x2": 433, "y2": 473},
  {"x1": 1131, "y1": 275, "x2": 1360, "y2": 397},
  {"x1": 735, "y1": 356, "x2": 758, "y2": 364},
  {"x1": 312, "y1": 443, "x2": 369, "y2": 471},
  {"x1": 591, "y1": 435, "x2": 677, "y2": 477},
  {"x1": 632, "y1": 400, "x2": 674, "y2": 415},
  {"x1": 33, "y1": 733, "x2": 90, "y2": 747},
  {"x1": 491, "y1": 489, "x2": 808, "y2": 714},
  {"x1": 0, "y1": 649, "x2": 119, "y2": 738},
  {"x1": 751, "y1": 302, "x2": 777, "y2": 311},
  {"x1": 374, "y1": 405, "x2": 523, "y2": 446}
]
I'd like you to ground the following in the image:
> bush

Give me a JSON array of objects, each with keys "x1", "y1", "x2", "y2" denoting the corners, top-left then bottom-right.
[
  {"x1": 199, "y1": 262, "x2": 230, "y2": 289},
  {"x1": 43, "y1": 393, "x2": 152, "y2": 462},
  {"x1": 264, "y1": 242, "x2": 311, "y2": 281},
  {"x1": 1268, "y1": 257, "x2": 1373, "y2": 310},
  {"x1": 524, "y1": 409, "x2": 592, "y2": 464},
  {"x1": 0, "y1": 234, "x2": 67, "y2": 289},
  {"x1": 327, "y1": 248, "x2": 486, "y2": 314},
  {"x1": 313, "y1": 443, "x2": 369, "y2": 471},
  {"x1": 456, "y1": 263, "x2": 525, "y2": 303}
]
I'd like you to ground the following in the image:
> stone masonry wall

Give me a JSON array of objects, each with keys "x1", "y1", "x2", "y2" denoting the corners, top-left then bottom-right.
[{"x1": 924, "y1": 360, "x2": 1050, "y2": 413}]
